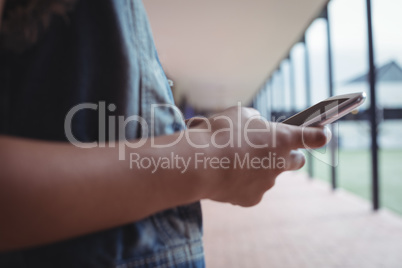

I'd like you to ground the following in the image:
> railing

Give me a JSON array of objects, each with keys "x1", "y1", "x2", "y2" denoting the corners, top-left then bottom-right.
[{"x1": 252, "y1": 0, "x2": 402, "y2": 212}]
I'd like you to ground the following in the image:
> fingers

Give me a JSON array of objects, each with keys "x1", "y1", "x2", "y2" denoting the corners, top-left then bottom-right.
[
  {"x1": 286, "y1": 150, "x2": 306, "y2": 171},
  {"x1": 279, "y1": 124, "x2": 330, "y2": 149},
  {"x1": 220, "y1": 106, "x2": 261, "y2": 118},
  {"x1": 323, "y1": 126, "x2": 332, "y2": 144},
  {"x1": 185, "y1": 117, "x2": 208, "y2": 128},
  {"x1": 242, "y1": 107, "x2": 261, "y2": 118}
]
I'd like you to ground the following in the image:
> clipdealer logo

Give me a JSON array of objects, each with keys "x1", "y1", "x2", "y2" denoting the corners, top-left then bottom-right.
[
  {"x1": 64, "y1": 102, "x2": 279, "y2": 158},
  {"x1": 64, "y1": 101, "x2": 334, "y2": 170}
]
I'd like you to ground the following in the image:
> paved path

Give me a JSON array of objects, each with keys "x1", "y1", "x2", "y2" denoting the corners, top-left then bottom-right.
[{"x1": 202, "y1": 172, "x2": 402, "y2": 268}]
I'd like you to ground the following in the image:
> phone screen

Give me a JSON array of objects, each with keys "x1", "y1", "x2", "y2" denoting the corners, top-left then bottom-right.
[{"x1": 283, "y1": 98, "x2": 349, "y2": 126}]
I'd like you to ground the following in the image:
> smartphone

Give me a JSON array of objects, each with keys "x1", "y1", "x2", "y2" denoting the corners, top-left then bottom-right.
[{"x1": 282, "y1": 92, "x2": 366, "y2": 127}]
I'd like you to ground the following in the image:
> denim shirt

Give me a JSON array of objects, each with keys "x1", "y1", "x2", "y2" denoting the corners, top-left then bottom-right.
[{"x1": 0, "y1": 0, "x2": 204, "y2": 267}]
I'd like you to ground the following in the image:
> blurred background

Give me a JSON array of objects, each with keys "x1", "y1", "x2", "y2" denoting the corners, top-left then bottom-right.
[{"x1": 144, "y1": 0, "x2": 402, "y2": 266}]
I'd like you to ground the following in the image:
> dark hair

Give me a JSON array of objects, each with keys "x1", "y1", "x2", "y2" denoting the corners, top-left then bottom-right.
[{"x1": 1, "y1": 0, "x2": 78, "y2": 52}]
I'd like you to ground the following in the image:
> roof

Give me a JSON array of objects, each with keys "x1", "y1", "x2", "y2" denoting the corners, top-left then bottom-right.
[{"x1": 346, "y1": 61, "x2": 402, "y2": 84}]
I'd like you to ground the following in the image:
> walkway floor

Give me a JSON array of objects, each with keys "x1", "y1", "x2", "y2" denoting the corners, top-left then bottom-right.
[{"x1": 202, "y1": 172, "x2": 402, "y2": 268}]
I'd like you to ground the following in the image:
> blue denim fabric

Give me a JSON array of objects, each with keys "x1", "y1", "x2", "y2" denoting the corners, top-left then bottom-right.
[{"x1": 0, "y1": 0, "x2": 204, "y2": 267}]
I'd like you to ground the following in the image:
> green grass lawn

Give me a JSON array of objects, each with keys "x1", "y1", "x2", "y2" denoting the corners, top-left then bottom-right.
[{"x1": 302, "y1": 149, "x2": 402, "y2": 215}]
